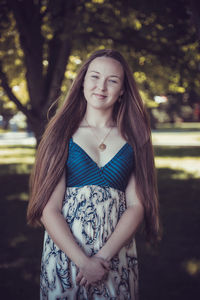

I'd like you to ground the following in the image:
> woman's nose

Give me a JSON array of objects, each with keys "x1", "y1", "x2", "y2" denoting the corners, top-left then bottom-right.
[{"x1": 97, "y1": 79, "x2": 107, "y2": 91}]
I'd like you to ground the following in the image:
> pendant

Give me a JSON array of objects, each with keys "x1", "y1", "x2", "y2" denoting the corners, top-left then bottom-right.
[{"x1": 99, "y1": 143, "x2": 106, "y2": 151}]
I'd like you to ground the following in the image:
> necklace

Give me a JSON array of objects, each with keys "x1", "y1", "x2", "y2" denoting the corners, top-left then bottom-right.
[{"x1": 85, "y1": 118, "x2": 113, "y2": 151}]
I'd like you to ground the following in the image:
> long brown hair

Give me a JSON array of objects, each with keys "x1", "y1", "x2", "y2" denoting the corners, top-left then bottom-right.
[{"x1": 27, "y1": 49, "x2": 160, "y2": 242}]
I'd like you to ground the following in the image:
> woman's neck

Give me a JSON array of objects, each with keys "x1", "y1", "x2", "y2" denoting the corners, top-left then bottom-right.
[{"x1": 84, "y1": 108, "x2": 115, "y2": 128}]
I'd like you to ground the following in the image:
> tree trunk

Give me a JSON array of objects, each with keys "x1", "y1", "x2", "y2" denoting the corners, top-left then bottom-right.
[
  {"x1": 27, "y1": 116, "x2": 46, "y2": 146},
  {"x1": 3, "y1": 0, "x2": 75, "y2": 145}
]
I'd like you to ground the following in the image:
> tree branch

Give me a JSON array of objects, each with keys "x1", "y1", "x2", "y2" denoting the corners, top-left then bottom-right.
[
  {"x1": 8, "y1": 0, "x2": 45, "y2": 110},
  {"x1": 0, "y1": 61, "x2": 31, "y2": 119},
  {"x1": 43, "y1": 0, "x2": 78, "y2": 109}
]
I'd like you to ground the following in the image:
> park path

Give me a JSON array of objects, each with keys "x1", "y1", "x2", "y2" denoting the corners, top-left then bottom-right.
[{"x1": 0, "y1": 131, "x2": 200, "y2": 146}]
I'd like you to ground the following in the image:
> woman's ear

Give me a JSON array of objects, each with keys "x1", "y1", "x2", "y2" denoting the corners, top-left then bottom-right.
[{"x1": 120, "y1": 89, "x2": 124, "y2": 96}]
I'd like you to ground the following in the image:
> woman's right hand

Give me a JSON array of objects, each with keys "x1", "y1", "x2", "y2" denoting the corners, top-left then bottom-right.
[{"x1": 76, "y1": 256, "x2": 110, "y2": 286}]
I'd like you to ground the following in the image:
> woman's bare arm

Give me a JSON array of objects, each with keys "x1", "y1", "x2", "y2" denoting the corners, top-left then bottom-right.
[
  {"x1": 95, "y1": 173, "x2": 144, "y2": 261},
  {"x1": 41, "y1": 169, "x2": 109, "y2": 284}
]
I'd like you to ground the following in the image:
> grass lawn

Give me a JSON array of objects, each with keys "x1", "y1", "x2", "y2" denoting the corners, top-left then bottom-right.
[
  {"x1": 155, "y1": 122, "x2": 200, "y2": 131},
  {"x1": 0, "y1": 141, "x2": 200, "y2": 300}
]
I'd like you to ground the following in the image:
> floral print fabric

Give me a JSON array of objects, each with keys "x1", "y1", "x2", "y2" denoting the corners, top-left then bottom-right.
[{"x1": 40, "y1": 185, "x2": 139, "y2": 300}]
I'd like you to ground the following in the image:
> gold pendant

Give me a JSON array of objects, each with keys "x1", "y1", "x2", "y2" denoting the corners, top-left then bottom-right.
[{"x1": 99, "y1": 143, "x2": 106, "y2": 151}]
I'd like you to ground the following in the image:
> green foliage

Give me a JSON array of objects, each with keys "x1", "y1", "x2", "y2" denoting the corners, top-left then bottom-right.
[{"x1": 0, "y1": 0, "x2": 199, "y2": 138}]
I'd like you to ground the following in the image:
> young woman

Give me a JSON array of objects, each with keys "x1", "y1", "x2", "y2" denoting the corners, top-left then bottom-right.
[{"x1": 27, "y1": 49, "x2": 160, "y2": 299}]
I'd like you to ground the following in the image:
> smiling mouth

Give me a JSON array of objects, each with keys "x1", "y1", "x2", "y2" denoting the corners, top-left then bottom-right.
[{"x1": 94, "y1": 93, "x2": 107, "y2": 99}]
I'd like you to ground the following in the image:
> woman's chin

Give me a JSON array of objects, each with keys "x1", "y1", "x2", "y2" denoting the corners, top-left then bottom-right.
[{"x1": 86, "y1": 102, "x2": 114, "y2": 112}]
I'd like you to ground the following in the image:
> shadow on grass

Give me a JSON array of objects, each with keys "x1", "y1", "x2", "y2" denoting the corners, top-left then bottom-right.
[
  {"x1": 0, "y1": 164, "x2": 33, "y2": 175},
  {"x1": 154, "y1": 123, "x2": 200, "y2": 132},
  {"x1": 137, "y1": 168, "x2": 200, "y2": 300},
  {"x1": 0, "y1": 167, "x2": 200, "y2": 300},
  {"x1": 0, "y1": 145, "x2": 35, "y2": 149},
  {"x1": 154, "y1": 146, "x2": 200, "y2": 157},
  {"x1": 0, "y1": 173, "x2": 43, "y2": 299}
]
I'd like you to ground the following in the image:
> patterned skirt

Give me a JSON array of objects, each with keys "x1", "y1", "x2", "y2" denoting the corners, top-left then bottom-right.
[{"x1": 40, "y1": 185, "x2": 139, "y2": 300}]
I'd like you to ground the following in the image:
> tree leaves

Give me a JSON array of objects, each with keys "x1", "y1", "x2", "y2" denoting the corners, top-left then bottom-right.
[{"x1": 0, "y1": 0, "x2": 199, "y2": 141}]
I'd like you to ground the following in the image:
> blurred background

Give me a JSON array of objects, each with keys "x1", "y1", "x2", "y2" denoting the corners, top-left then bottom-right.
[{"x1": 0, "y1": 0, "x2": 200, "y2": 299}]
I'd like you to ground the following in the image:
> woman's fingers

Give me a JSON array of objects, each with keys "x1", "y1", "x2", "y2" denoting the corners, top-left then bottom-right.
[
  {"x1": 101, "y1": 259, "x2": 110, "y2": 271},
  {"x1": 85, "y1": 281, "x2": 90, "y2": 290},
  {"x1": 76, "y1": 271, "x2": 83, "y2": 284},
  {"x1": 76, "y1": 256, "x2": 110, "y2": 285},
  {"x1": 94, "y1": 255, "x2": 110, "y2": 271},
  {"x1": 79, "y1": 276, "x2": 87, "y2": 286}
]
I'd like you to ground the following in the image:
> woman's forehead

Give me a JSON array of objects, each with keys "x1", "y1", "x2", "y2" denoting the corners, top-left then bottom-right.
[{"x1": 87, "y1": 56, "x2": 124, "y2": 78}]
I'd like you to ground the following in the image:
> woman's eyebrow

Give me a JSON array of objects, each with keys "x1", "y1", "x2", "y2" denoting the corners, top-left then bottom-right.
[
  {"x1": 109, "y1": 75, "x2": 121, "y2": 78},
  {"x1": 90, "y1": 71, "x2": 121, "y2": 78}
]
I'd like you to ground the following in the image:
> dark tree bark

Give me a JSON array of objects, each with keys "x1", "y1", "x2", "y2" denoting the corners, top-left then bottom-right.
[{"x1": 0, "y1": 0, "x2": 78, "y2": 144}]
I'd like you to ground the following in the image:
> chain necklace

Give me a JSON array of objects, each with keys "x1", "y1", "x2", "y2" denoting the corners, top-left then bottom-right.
[{"x1": 85, "y1": 118, "x2": 113, "y2": 151}]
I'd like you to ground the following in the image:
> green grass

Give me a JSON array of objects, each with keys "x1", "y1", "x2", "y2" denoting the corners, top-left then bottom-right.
[
  {"x1": 152, "y1": 131, "x2": 200, "y2": 147},
  {"x1": 137, "y1": 167, "x2": 200, "y2": 300},
  {"x1": 155, "y1": 122, "x2": 200, "y2": 132},
  {"x1": 0, "y1": 143, "x2": 200, "y2": 299},
  {"x1": 154, "y1": 146, "x2": 200, "y2": 179},
  {"x1": 0, "y1": 145, "x2": 35, "y2": 175}
]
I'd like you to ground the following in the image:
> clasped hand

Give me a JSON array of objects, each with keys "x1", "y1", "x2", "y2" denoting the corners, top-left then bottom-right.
[{"x1": 76, "y1": 255, "x2": 110, "y2": 288}]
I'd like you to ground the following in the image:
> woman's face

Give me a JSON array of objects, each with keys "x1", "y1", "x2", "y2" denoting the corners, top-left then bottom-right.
[{"x1": 83, "y1": 57, "x2": 124, "y2": 112}]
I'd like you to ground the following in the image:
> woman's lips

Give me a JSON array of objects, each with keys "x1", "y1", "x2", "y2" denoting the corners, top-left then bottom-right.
[{"x1": 94, "y1": 93, "x2": 107, "y2": 99}]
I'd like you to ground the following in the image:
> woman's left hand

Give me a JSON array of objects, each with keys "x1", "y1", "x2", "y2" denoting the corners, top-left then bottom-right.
[{"x1": 76, "y1": 254, "x2": 110, "y2": 287}]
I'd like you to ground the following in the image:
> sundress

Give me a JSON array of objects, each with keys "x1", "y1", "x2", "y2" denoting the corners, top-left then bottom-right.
[{"x1": 40, "y1": 138, "x2": 139, "y2": 300}]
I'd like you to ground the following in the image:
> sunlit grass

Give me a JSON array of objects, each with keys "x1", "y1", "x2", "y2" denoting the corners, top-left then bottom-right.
[
  {"x1": 0, "y1": 157, "x2": 34, "y2": 164},
  {"x1": 0, "y1": 146, "x2": 35, "y2": 174},
  {"x1": 0, "y1": 143, "x2": 199, "y2": 178},
  {"x1": 0, "y1": 147, "x2": 35, "y2": 164},
  {"x1": 155, "y1": 157, "x2": 200, "y2": 178},
  {"x1": 156, "y1": 122, "x2": 200, "y2": 131},
  {"x1": 152, "y1": 132, "x2": 200, "y2": 146}
]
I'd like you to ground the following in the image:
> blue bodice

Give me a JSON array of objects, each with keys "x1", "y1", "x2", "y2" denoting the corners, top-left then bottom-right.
[{"x1": 66, "y1": 138, "x2": 134, "y2": 192}]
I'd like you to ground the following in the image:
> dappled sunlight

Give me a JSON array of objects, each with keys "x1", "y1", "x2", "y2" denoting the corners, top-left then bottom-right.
[
  {"x1": 154, "y1": 146, "x2": 200, "y2": 157},
  {"x1": 0, "y1": 163, "x2": 33, "y2": 175},
  {"x1": 7, "y1": 192, "x2": 29, "y2": 201},
  {"x1": 0, "y1": 146, "x2": 35, "y2": 174},
  {"x1": 0, "y1": 147, "x2": 35, "y2": 165},
  {"x1": 155, "y1": 157, "x2": 200, "y2": 178},
  {"x1": 182, "y1": 259, "x2": 200, "y2": 276},
  {"x1": 0, "y1": 157, "x2": 34, "y2": 164},
  {"x1": 0, "y1": 258, "x2": 27, "y2": 269},
  {"x1": 156, "y1": 122, "x2": 200, "y2": 131},
  {"x1": 152, "y1": 132, "x2": 200, "y2": 146},
  {"x1": 10, "y1": 234, "x2": 27, "y2": 247},
  {"x1": 22, "y1": 270, "x2": 39, "y2": 284}
]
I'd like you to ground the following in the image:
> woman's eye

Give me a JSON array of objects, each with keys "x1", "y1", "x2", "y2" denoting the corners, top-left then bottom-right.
[
  {"x1": 91, "y1": 75, "x2": 99, "y2": 79},
  {"x1": 109, "y1": 80, "x2": 118, "y2": 84}
]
